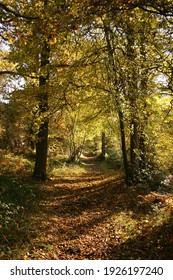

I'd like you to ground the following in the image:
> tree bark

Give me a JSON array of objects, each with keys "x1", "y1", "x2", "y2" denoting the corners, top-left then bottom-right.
[
  {"x1": 103, "y1": 21, "x2": 131, "y2": 183},
  {"x1": 129, "y1": 114, "x2": 139, "y2": 181},
  {"x1": 33, "y1": 41, "x2": 50, "y2": 180},
  {"x1": 100, "y1": 131, "x2": 106, "y2": 160},
  {"x1": 130, "y1": 115, "x2": 139, "y2": 166},
  {"x1": 139, "y1": 128, "x2": 147, "y2": 169},
  {"x1": 118, "y1": 110, "x2": 130, "y2": 184}
]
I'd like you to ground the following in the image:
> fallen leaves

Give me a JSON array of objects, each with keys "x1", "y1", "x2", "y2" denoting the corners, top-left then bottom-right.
[{"x1": 1, "y1": 158, "x2": 173, "y2": 260}]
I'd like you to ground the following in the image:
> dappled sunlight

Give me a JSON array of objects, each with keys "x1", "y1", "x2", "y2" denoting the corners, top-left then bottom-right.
[
  {"x1": 1, "y1": 0, "x2": 173, "y2": 262},
  {"x1": 1, "y1": 155, "x2": 173, "y2": 259}
]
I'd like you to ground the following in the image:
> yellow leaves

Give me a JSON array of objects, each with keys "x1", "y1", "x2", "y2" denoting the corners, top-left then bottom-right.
[
  {"x1": 49, "y1": 37, "x2": 57, "y2": 45},
  {"x1": 23, "y1": 255, "x2": 29, "y2": 260},
  {"x1": 50, "y1": 217, "x2": 58, "y2": 222}
]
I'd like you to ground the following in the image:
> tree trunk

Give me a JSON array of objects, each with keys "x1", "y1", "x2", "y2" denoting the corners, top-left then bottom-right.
[
  {"x1": 33, "y1": 119, "x2": 48, "y2": 180},
  {"x1": 139, "y1": 128, "x2": 147, "y2": 169},
  {"x1": 103, "y1": 21, "x2": 130, "y2": 183},
  {"x1": 139, "y1": 111, "x2": 149, "y2": 170},
  {"x1": 33, "y1": 40, "x2": 50, "y2": 180},
  {"x1": 100, "y1": 131, "x2": 106, "y2": 160},
  {"x1": 130, "y1": 117, "x2": 139, "y2": 166},
  {"x1": 129, "y1": 115, "x2": 139, "y2": 181},
  {"x1": 118, "y1": 109, "x2": 130, "y2": 184}
]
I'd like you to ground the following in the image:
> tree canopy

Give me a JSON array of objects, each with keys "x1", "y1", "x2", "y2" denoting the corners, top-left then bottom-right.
[{"x1": 0, "y1": 0, "x2": 173, "y2": 183}]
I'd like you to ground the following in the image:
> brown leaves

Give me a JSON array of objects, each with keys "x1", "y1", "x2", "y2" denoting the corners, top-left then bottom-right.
[{"x1": 1, "y1": 157, "x2": 173, "y2": 259}]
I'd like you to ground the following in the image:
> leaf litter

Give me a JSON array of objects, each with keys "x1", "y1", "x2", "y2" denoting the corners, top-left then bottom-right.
[{"x1": 1, "y1": 158, "x2": 173, "y2": 260}]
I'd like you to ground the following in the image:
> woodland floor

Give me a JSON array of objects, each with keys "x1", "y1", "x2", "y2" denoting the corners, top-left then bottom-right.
[{"x1": 0, "y1": 155, "x2": 173, "y2": 260}]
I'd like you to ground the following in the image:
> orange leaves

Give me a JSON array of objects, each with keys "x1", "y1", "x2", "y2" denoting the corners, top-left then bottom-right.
[
  {"x1": 137, "y1": 192, "x2": 167, "y2": 204},
  {"x1": 1, "y1": 153, "x2": 173, "y2": 259}
]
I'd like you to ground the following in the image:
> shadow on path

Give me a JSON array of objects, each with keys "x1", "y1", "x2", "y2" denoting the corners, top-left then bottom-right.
[{"x1": 1, "y1": 157, "x2": 173, "y2": 259}]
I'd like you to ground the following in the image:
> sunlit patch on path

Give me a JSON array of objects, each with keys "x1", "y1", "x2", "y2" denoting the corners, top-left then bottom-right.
[{"x1": 1, "y1": 158, "x2": 173, "y2": 259}]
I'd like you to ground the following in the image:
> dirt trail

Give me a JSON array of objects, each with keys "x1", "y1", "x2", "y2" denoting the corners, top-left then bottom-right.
[
  {"x1": 1, "y1": 158, "x2": 173, "y2": 260},
  {"x1": 28, "y1": 159, "x2": 127, "y2": 259},
  {"x1": 32, "y1": 159, "x2": 173, "y2": 260}
]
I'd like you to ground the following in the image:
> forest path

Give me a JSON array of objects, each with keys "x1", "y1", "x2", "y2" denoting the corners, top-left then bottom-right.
[
  {"x1": 1, "y1": 157, "x2": 173, "y2": 260},
  {"x1": 25, "y1": 158, "x2": 173, "y2": 259},
  {"x1": 35, "y1": 157, "x2": 126, "y2": 259}
]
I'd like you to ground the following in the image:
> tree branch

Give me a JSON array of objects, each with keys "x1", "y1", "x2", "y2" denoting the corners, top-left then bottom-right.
[
  {"x1": 0, "y1": 70, "x2": 37, "y2": 79},
  {"x1": 0, "y1": 2, "x2": 39, "y2": 20},
  {"x1": 0, "y1": 70, "x2": 19, "y2": 76},
  {"x1": 139, "y1": 5, "x2": 173, "y2": 16},
  {"x1": 135, "y1": 1, "x2": 173, "y2": 17}
]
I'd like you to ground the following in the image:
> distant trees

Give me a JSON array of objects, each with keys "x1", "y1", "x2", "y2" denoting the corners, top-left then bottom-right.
[
  {"x1": 0, "y1": 0, "x2": 173, "y2": 182},
  {"x1": 91, "y1": 9, "x2": 157, "y2": 183}
]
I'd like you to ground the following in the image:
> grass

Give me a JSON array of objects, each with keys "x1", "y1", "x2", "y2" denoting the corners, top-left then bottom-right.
[{"x1": 50, "y1": 163, "x2": 87, "y2": 178}]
